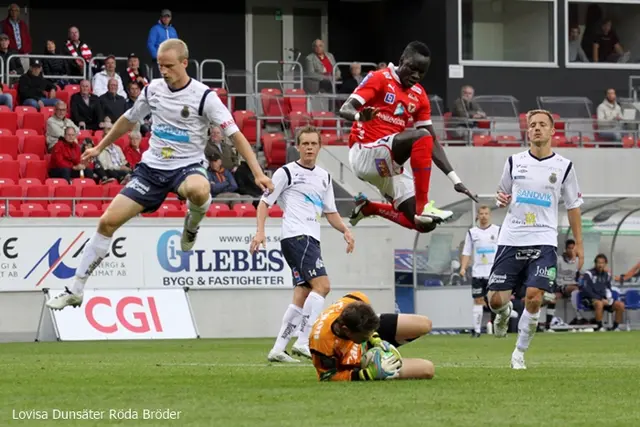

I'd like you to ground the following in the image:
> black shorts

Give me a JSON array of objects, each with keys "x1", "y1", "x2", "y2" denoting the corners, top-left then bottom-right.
[
  {"x1": 376, "y1": 313, "x2": 401, "y2": 348},
  {"x1": 120, "y1": 162, "x2": 208, "y2": 213},
  {"x1": 280, "y1": 235, "x2": 326, "y2": 287},
  {"x1": 488, "y1": 245, "x2": 557, "y2": 293},
  {"x1": 471, "y1": 278, "x2": 488, "y2": 299}
]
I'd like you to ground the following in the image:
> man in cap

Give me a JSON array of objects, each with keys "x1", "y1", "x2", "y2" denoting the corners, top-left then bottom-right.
[
  {"x1": 147, "y1": 9, "x2": 178, "y2": 68},
  {"x1": 18, "y1": 59, "x2": 59, "y2": 110}
]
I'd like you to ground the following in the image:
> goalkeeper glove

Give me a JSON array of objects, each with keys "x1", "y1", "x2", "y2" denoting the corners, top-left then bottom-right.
[
  {"x1": 358, "y1": 350, "x2": 402, "y2": 381},
  {"x1": 368, "y1": 333, "x2": 402, "y2": 361}
]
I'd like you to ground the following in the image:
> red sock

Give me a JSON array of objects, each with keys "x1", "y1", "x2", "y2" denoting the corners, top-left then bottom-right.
[
  {"x1": 362, "y1": 202, "x2": 416, "y2": 230},
  {"x1": 410, "y1": 135, "x2": 433, "y2": 214}
]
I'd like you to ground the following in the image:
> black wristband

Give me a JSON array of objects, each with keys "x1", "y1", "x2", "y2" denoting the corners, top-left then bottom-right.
[{"x1": 351, "y1": 369, "x2": 366, "y2": 381}]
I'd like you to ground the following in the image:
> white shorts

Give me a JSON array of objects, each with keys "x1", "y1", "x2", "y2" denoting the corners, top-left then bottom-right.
[{"x1": 348, "y1": 134, "x2": 415, "y2": 209}]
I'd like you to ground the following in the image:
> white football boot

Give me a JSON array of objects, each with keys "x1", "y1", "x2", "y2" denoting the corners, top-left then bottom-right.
[
  {"x1": 349, "y1": 193, "x2": 369, "y2": 227},
  {"x1": 267, "y1": 350, "x2": 300, "y2": 363},
  {"x1": 493, "y1": 301, "x2": 513, "y2": 338},
  {"x1": 511, "y1": 348, "x2": 527, "y2": 370},
  {"x1": 291, "y1": 343, "x2": 312, "y2": 360},
  {"x1": 180, "y1": 212, "x2": 199, "y2": 251},
  {"x1": 46, "y1": 287, "x2": 83, "y2": 310},
  {"x1": 415, "y1": 201, "x2": 453, "y2": 225}
]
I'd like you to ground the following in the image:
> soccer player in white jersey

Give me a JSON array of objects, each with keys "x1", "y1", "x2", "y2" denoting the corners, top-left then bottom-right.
[
  {"x1": 460, "y1": 205, "x2": 500, "y2": 337},
  {"x1": 487, "y1": 110, "x2": 584, "y2": 369},
  {"x1": 250, "y1": 126, "x2": 355, "y2": 363},
  {"x1": 46, "y1": 39, "x2": 272, "y2": 311}
]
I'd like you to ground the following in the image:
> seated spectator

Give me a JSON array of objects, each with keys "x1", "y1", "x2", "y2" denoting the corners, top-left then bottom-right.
[
  {"x1": 582, "y1": 254, "x2": 625, "y2": 331},
  {"x1": 568, "y1": 26, "x2": 588, "y2": 63},
  {"x1": 18, "y1": 59, "x2": 59, "y2": 110},
  {"x1": 304, "y1": 39, "x2": 339, "y2": 94},
  {"x1": 123, "y1": 131, "x2": 142, "y2": 169},
  {"x1": 593, "y1": 19, "x2": 628, "y2": 63},
  {"x1": 207, "y1": 153, "x2": 242, "y2": 206},
  {"x1": 596, "y1": 88, "x2": 624, "y2": 141},
  {"x1": 451, "y1": 85, "x2": 486, "y2": 139},
  {"x1": 0, "y1": 83, "x2": 12, "y2": 110},
  {"x1": 120, "y1": 53, "x2": 148, "y2": 88},
  {"x1": 71, "y1": 80, "x2": 105, "y2": 131},
  {"x1": 339, "y1": 62, "x2": 363, "y2": 96},
  {"x1": 43, "y1": 40, "x2": 71, "y2": 87},
  {"x1": 92, "y1": 55, "x2": 126, "y2": 97},
  {"x1": 204, "y1": 125, "x2": 239, "y2": 172},
  {"x1": 96, "y1": 142, "x2": 131, "y2": 184},
  {"x1": 49, "y1": 126, "x2": 94, "y2": 182},
  {"x1": 64, "y1": 26, "x2": 92, "y2": 79},
  {"x1": 100, "y1": 78, "x2": 126, "y2": 122},
  {"x1": 377, "y1": 62, "x2": 386, "y2": 70},
  {"x1": 46, "y1": 101, "x2": 78, "y2": 152},
  {"x1": 0, "y1": 32, "x2": 23, "y2": 78},
  {"x1": 125, "y1": 81, "x2": 150, "y2": 135}
]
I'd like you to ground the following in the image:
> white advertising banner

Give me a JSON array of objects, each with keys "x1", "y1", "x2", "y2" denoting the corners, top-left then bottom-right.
[
  {"x1": 0, "y1": 224, "x2": 291, "y2": 291},
  {"x1": 50, "y1": 289, "x2": 198, "y2": 340}
]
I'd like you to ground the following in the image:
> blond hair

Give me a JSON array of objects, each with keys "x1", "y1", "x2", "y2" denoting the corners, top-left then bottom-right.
[
  {"x1": 477, "y1": 204, "x2": 490, "y2": 213},
  {"x1": 158, "y1": 38, "x2": 189, "y2": 61},
  {"x1": 526, "y1": 109, "x2": 554, "y2": 127},
  {"x1": 295, "y1": 125, "x2": 322, "y2": 145}
]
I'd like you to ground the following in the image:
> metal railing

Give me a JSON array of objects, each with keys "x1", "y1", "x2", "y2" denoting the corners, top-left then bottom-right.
[
  {"x1": 629, "y1": 75, "x2": 640, "y2": 101},
  {"x1": 199, "y1": 59, "x2": 226, "y2": 89},
  {"x1": 7, "y1": 54, "x2": 87, "y2": 84},
  {"x1": 254, "y1": 61, "x2": 303, "y2": 94},
  {"x1": 331, "y1": 61, "x2": 378, "y2": 94}
]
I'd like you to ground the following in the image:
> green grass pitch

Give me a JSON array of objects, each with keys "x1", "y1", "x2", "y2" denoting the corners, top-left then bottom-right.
[{"x1": 1, "y1": 332, "x2": 639, "y2": 426}]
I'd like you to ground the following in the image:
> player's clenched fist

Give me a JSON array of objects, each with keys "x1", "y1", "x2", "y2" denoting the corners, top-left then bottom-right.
[
  {"x1": 254, "y1": 174, "x2": 274, "y2": 192},
  {"x1": 496, "y1": 191, "x2": 512, "y2": 208},
  {"x1": 81, "y1": 146, "x2": 101, "y2": 163},
  {"x1": 249, "y1": 231, "x2": 266, "y2": 254},
  {"x1": 356, "y1": 107, "x2": 379, "y2": 122}
]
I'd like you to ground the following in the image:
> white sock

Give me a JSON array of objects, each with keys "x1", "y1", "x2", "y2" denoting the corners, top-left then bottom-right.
[
  {"x1": 472, "y1": 305, "x2": 484, "y2": 333},
  {"x1": 295, "y1": 291, "x2": 326, "y2": 347},
  {"x1": 186, "y1": 195, "x2": 212, "y2": 232},
  {"x1": 272, "y1": 304, "x2": 303, "y2": 353},
  {"x1": 71, "y1": 232, "x2": 111, "y2": 295},
  {"x1": 570, "y1": 289, "x2": 583, "y2": 319},
  {"x1": 490, "y1": 301, "x2": 511, "y2": 317},
  {"x1": 516, "y1": 308, "x2": 540, "y2": 352}
]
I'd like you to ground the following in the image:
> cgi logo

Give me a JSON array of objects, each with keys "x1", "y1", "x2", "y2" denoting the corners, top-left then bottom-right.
[
  {"x1": 24, "y1": 232, "x2": 127, "y2": 286},
  {"x1": 156, "y1": 230, "x2": 285, "y2": 273},
  {"x1": 85, "y1": 296, "x2": 162, "y2": 334}
]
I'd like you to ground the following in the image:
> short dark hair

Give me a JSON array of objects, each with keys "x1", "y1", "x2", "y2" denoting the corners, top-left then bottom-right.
[
  {"x1": 565, "y1": 239, "x2": 575, "y2": 247},
  {"x1": 208, "y1": 153, "x2": 221, "y2": 162},
  {"x1": 338, "y1": 302, "x2": 380, "y2": 335},
  {"x1": 595, "y1": 253, "x2": 608, "y2": 264},
  {"x1": 403, "y1": 41, "x2": 431, "y2": 58},
  {"x1": 128, "y1": 81, "x2": 141, "y2": 90}
]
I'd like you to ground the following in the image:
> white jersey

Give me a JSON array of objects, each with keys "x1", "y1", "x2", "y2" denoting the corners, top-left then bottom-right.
[
  {"x1": 497, "y1": 150, "x2": 583, "y2": 247},
  {"x1": 462, "y1": 224, "x2": 501, "y2": 278},
  {"x1": 261, "y1": 161, "x2": 337, "y2": 241},
  {"x1": 123, "y1": 78, "x2": 239, "y2": 170},
  {"x1": 556, "y1": 255, "x2": 579, "y2": 286}
]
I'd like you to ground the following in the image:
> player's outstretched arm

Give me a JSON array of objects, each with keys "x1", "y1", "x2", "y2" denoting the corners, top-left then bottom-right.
[
  {"x1": 228, "y1": 131, "x2": 273, "y2": 191},
  {"x1": 82, "y1": 115, "x2": 136, "y2": 162},
  {"x1": 338, "y1": 97, "x2": 378, "y2": 123}
]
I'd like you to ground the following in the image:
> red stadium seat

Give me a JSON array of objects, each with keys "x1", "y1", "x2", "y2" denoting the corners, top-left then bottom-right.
[
  {"x1": 207, "y1": 203, "x2": 237, "y2": 217},
  {"x1": 22, "y1": 113, "x2": 45, "y2": 135},
  {"x1": 268, "y1": 204, "x2": 283, "y2": 218},
  {"x1": 75, "y1": 203, "x2": 101, "y2": 217},
  {"x1": 326, "y1": 135, "x2": 348, "y2": 146},
  {"x1": 24, "y1": 184, "x2": 49, "y2": 208},
  {"x1": 45, "y1": 177, "x2": 69, "y2": 189},
  {"x1": 0, "y1": 184, "x2": 21, "y2": 208},
  {"x1": 0, "y1": 105, "x2": 10, "y2": 113},
  {"x1": 233, "y1": 110, "x2": 257, "y2": 144},
  {"x1": 64, "y1": 85, "x2": 81, "y2": 95},
  {"x1": 0, "y1": 204, "x2": 19, "y2": 217},
  {"x1": 106, "y1": 184, "x2": 123, "y2": 199},
  {"x1": 158, "y1": 203, "x2": 184, "y2": 217},
  {"x1": 0, "y1": 177, "x2": 14, "y2": 185},
  {"x1": 15, "y1": 129, "x2": 37, "y2": 146},
  {"x1": 72, "y1": 178, "x2": 97, "y2": 189},
  {"x1": 0, "y1": 159, "x2": 19, "y2": 181},
  {"x1": 20, "y1": 203, "x2": 49, "y2": 217},
  {"x1": 284, "y1": 88, "x2": 307, "y2": 113},
  {"x1": 260, "y1": 88, "x2": 284, "y2": 124},
  {"x1": 48, "y1": 203, "x2": 72, "y2": 217},
  {"x1": 311, "y1": 111, "x2": 337, "y2": 134},
  {"x1": 0, "y1": 127, "x2": 12, "y2": 136},
  {"x1": 52, "y1": 185, "x2": 75, "y2": 208},
  {"x1": 80, "y1": 185, "x2": 105, "y2": 209},
  {"x1": 288, "y1": 111, "x2": 311, "y2": 136},
  {"x1": 14, "y1": 105, "x2": 37, "y2": 115},
  {"x1": 78, "y1": 129, "x2": 93, "y2": 140},
  {"x1": 0, "y1": 135, "x2": 19, "y2": 158},
  {"x1": 94, "y1": 130, "x2": 105, "y2": 140},
  {"x1": 21, "y1": 135, "x2": 46, "y2": 157},
  {"x1": 622, "y1": 135, "x2": 635, "y2": 148},
  {"x1": 261, "y1": 133, "x2": 286, "y2": 169},
  {"x1": 0, "y1": 153, "x2": 12, "y2": 161},
  {"x1": 212, "y1": 87, "x2": 231, "y2": 110},
  {"x1": 472, "y1": 135, "x2": 492, "y2": 146},
  {"x1": 41, "y1": 106, "x2": 55, "y2": 121},
  {"x1": 233, "y1": 202, "x2": 257, "y2": 217},
  {"x1": 493, "y1": 135, "x2": 521, "y2": 147},
  {"x1": 23, "y1": 160, "x2": 47, "y2": 181},
  {"x1": 18, "y1": 177, "x2": 42, "y2": 188}
]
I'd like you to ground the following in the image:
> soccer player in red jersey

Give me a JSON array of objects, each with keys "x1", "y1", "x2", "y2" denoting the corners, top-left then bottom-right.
[{"x1": 338, "y1": 41, "x2": 477, "y2": 232}]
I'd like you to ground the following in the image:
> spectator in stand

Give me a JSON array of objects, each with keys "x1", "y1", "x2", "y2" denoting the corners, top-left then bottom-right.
[
  {"x1": 207, "y1": 152, "x2": 242, "y2": 206},
  {"x1": 49, "y1": 126, "x2": 94, "y2": 182},
  {"x1": 147, "y1": 9, "x2": 178, "y2": 70},
  {"x1": 0, "y1": 4, "x2": 31, "y2": 73},
  {"x1": 339, "y1": 62, "x2": 363, "y2": 96},
  {"x1": 96, "y1": 142, "x2": 131, "y2": 184},
  {"x1": 125, "y1": 81, "x2": 150, "y2": 135},
  {"x1": 99, "y1": 78, "x2": 126, "y2": 122},
  {"x1": 204, "y1": 125, "x2": 239, "y2": 173},
  {"x1": 92, "y1": 55, "x2": 126, "y2": 97},
  {"x1": 377, "y1": 62, "x2": 386, "y2": 70},
  {"x1": 18, "y1": 59, "x2": 60, "y2": 111},
  {"x1": 70, "y1": 79, "x2": 105, "y2": 131},
  {"x1": 582, "y1": 254, "x2": 625, "y2": 331},
  {"x1": 64, "y1": 26, "x2": 92, "y2": 79},
  {"x1": 46, "y1": 101, "x2": 78, "y2": 152},
  {"x1": 597, "y1": 88, "x2": 624, "y2": 141},
  {"x1": 304, "y1": 39, "x2": 339, "y2": 94},
  {"x1": 0, "y1": 85, "x2": 12, "y2": 110},
  {"x1": 0, "y1": 32, "x2": 22, "y2": 78},
  {"x1": 120, "y1": 53, "x2": 148, "y2": 88},
  {"x1": 568, "y1": 26, "x2": 588, "y2": 63},
  {"x1": 42, "y1": 40, "x2": 71, "y2": 88},
  {"x1": 123, "y1": 130, "x2": 142, "y2": 169},
  {"x1": 593, "y1": 19, "x2": 628, "y2": 63},
  {"x1": 452, "y1": 85, "x2": 486, "y2": 140}
]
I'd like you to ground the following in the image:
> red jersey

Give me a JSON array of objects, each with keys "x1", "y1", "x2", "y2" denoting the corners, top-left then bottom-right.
[{"x1": 348, "y1": 65, "x2": 432, "y2": 147}]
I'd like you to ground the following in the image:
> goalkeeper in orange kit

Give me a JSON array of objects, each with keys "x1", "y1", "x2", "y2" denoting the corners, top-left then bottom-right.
[{"x1": 308, "y1": 292, "x2": 435, "y2": 381}]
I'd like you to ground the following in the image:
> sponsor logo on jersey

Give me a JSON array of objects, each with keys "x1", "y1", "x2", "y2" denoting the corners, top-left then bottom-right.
[
  {"x1": 220, "y1": 120, "x2": 235, "y2": 130},
  {"x1": 515, "y1": 189, "x2": 552, "y2": 208},
  {"x1": 410, "y1": 86, "x2": 422, "y2": 94},
  {"x1": 153, "y1": 124, "x2": 190, "y2": 143},
  {"x1": 377, "y1": 112, "x2": 406, "y2": 127},
  {"x1": 535, "y1": 266, "x2": 556, "y2": 280},
  {"x1": 375, "y1": 158, "x2": 392, "y2": 177},
  {"x1": 489, "y1": 272, "x2": 506, "y2": 285},
  {"x1": 384, "y1": 92, "x2": 396, "y2": 104},
  {"x1": 393, "y1": 103, "x2": 405, "y2": 115},
  {"x1": 408, "y1": 103, "x2": 416, "y2": 113}
]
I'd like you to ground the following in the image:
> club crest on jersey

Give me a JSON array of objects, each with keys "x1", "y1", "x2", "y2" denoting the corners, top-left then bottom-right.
[
  {"x1": 181, "y1": 106, "x2": 190, "y2": 118},
  {"x1": 408, "y1": 103, "x2": 416, "y2": 113},
  {"x1": 549, "y1": 172, "x2": 557, "y2": 184},
  {"x1": 375, "y1": 158, "x2": 391, "y2": 177},
  {"x1": 408, "y1": 93, "x2": 419, "y2": 102},
  {"x1": 393, "y1": 103, "x2": 405, "y2": 116},
  {"x1": 384, "y1": 92, "x2": 396, "y2": 104}
]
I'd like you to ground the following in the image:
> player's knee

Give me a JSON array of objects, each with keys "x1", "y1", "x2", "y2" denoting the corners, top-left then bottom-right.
[
  {"x1": 421, "y1": 360, "x2": 435, "y2": 380},
  {"x1": 186, "y1": 182, "x2": 211, "y2": 206},
  {"x1": 593, "y1": 300, "x2": 603, "y2": 309},
  {"x1": 488, "y1": 293, "x2": 503, "y2": 310},
  {"x1": 310, "y1": 276, "x2": 330, "y2": 297},
  {"x1": 416, "y1": 222, "x2": 437, "y2": 233},
  {"x1": 614, "y1": 300, "x2": 625, "y2": 311},
  {"x1": 97, "y1": 212, "x2": 121, "y2": 237}
]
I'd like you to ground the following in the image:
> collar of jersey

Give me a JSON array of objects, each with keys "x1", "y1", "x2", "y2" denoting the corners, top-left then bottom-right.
[
  {"x1": 166, "y1": 77, "x2": 192, "y2": 93},
  {"x1": 387, "y1": 62, "x2": 401, "y2": 84},
  {"x1": 528, "y1": 150, "x2": 556, "y2": 162}
]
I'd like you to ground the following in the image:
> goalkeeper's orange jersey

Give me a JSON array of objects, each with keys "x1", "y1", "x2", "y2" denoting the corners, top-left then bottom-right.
[{"x1": 309, "y1": 292, "x2": 370, "y2": 381}]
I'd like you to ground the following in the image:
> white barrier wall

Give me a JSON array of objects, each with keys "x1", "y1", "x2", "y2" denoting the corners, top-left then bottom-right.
[{"x1": 0, "y1": 218, "x2": 396, "y2": 341}]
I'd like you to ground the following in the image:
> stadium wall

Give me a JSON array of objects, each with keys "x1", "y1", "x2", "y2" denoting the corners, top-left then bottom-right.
[{"x1": 0, "y1": 218, "x2": 396, "y2": 342}]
